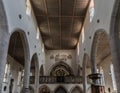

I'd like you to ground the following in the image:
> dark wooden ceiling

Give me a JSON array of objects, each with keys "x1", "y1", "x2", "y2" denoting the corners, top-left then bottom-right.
[{"x1": 30, "y1": 0, "x2": 90, "y2": 49}]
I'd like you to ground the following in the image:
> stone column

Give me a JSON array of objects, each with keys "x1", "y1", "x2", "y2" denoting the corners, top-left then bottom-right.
[
  {"x1": 83, "y1": 71, "x2": 87, "y2": 93},
  {"x1": 0, "y1": 1, "x2": 10, "y2": 91},
  {"x1": 91, "y1": 58, "x2": 97, "y2": 74},
  {"x1": 0, "y1": 35, "x2": 9, "y2": 93},
  {"x1": 35, "y1": 76, "x2": 39, "y2": 93},
  {"x1": 22, "y1": 60, "x2": 30, "y2": 93},
  {"x1": 35, "y1": 64, "x2": 39, "y2": 93},
  {"x1": 110, "y1": 33, "x2": 120, "y2": 93},
  {"x1": 83, "y1": 62, "x2": 87, "y2": 93},
  {"x1": 90, "y1": 57, "x2": 98, "y2": 85},
  {"x1": 0, "y1": 30, "x2": 10, "y2": 92},
  {"x1": 36, "y1": 71, "x2": 39, "y2": 93}
]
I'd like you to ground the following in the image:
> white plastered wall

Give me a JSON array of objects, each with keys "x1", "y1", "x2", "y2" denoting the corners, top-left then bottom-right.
[
  {"x1": 76, "y1": 0, "x2": 115, "y2": 92},
  {"x1": 2, "y1": 0, "x2": 45, "y2": 69},
  {"x1": 77, "y1": 0, "x2": 114, "y2": 66},
  {"x1": 44, "y1": 50, "x2": 77, "y2": 76}
]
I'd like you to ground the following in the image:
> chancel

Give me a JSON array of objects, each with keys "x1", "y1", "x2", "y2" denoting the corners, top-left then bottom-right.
[{"x1": 0, "y1": 0, "x2": 120, "y2": 93}]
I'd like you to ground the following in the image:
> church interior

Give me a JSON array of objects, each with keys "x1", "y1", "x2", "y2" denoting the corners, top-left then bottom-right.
[{"x1": 0, "y1": 0, "x2": 120, "y2": 93}]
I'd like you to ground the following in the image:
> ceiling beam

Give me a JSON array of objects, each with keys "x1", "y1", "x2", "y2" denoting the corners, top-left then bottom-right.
[
  {"x1": 59, "y1": 0, "x2": 62, "y2": 49},
  {"x1": 70, "y1": 0, "x2": 77, "y2": 39},
  {"x1": 36, "y1": 15, "x2": 85, "y2": 18},
  {"x1": 43, "y1": 0, "x2": 53, "y2": 49}
]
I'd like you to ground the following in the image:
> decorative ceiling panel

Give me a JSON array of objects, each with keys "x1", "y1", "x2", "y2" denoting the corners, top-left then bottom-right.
[{"x1": 30, "y1": 0, "x2": 90, "y2": 49}]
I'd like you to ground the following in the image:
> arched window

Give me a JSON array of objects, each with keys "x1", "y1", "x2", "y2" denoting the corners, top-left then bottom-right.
[
  {"x1": 17, "y1": 70, "x2": 22, "y2": 85},
  {"x1": 89, "y1": 0, "x2": 95, "y2": 22},
  {"x1": 3, "y1": 63, "x2": 10, "y2": 82},
  {"x1": 42, "y1": 44, "x2": 45, "y2": 53},
  {"x1": 110, "y1": 64, "x2": 117, "y2": 91},
  {"x1": 26, "y1": 0, "x2": 32, "y2": 16},
  {"x1": 36, "y1": 27, "x2": 40, "y2": 40}
]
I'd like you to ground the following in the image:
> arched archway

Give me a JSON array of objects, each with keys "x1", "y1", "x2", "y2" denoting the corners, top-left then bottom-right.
[
  {"x1": 30, "y1": 53, "x2": 39, "y2": 84},
  {"x1": 3, "y1": 31, "x2": 30, "y2": 93},
  {"x1": 49, "y1": 62, "x2": 74, "y2": 83},
  {"x1": 110, "y1": 0, "x2": 120, "y2": 92},
  {"x1": 50, "y1": 61, "x2": 74, "y2": 76},
  {"x1": 90, "y1": 30, "x2": 108, "y2": 73},
  {"x1": 71, "y1": 86, "x2": 82, "y2": 93},
  {"x1": 82, "y1": 54, "x2": 91, "y2": 93},
  {"x1": 30, "y1": 53, "x2": 39, "y2": 93},
  {"x1": 55, "y1": 86, "x2": 67, "y2": 93},
  {"x1": 39, "y1": 85, "x2": 50, "y2": 93},
  {"x1": 91, "y1": 30, "x2": 115, "y2": 92}
]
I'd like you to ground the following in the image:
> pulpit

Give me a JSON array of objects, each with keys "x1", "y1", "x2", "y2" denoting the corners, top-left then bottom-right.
[{"x1": 88, "y1": 73, "x2": 105, "y2": 93}]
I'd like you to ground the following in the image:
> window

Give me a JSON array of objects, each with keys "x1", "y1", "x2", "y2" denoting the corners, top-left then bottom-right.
[
  {"x1": 81, "y1": 27, "x2": 85, "y2": 43},
  {"x1": 36, "y1": 27, "x2": 40, "y2": 40},
  {"x1": 26, "y1": 0, "x2": 31, "y2": 16},
  {"x1": 99, "y1": 66, "x2": 105, "y2": 85},
  {"x1": 17, "y1": 71, "x2": 22, "y2": 85},
  {"x1": 42, "y1": 44, "x2": 45, "y2": 53},
  {"x1": 89, "y1": 0, "x2": 95, "y2": 22},
  {"x1": 77, "y1": 43, "x2": 79, "y2": 56},
  {"x1": 89, "y1": 7, "x2": 95, "y2": 22},
  {"x1": 3, "y1": 64, "x2": 10, "y2": 82},
  {"x1": 110, "y1": 64, "x2": 117, "y2": 90}
]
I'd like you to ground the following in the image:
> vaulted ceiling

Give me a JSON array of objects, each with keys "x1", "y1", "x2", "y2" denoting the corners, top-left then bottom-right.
[{"x1": 30, "y1": 0, "x2": 90, "y2": 49}]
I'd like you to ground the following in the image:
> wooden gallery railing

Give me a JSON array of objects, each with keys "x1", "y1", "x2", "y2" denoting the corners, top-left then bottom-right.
[{"x1": 30, "y1": 76, "x2": 82, "y2": 84}]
